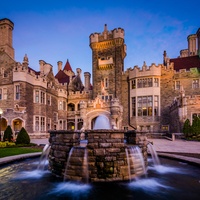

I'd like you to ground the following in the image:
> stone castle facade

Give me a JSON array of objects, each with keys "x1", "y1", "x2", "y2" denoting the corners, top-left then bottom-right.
[{"x1": 0, "y1": 18, "x2": 200, "y2": 138}]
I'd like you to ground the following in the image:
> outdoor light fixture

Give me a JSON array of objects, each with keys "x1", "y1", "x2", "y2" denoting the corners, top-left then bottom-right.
[{"x1": 0, "y1": 108, "x2": 3, "y2": 141}]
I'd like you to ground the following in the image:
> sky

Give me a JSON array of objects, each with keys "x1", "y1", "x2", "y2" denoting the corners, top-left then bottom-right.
[{"x1": 0, "y1": 0, "x2": 199, "y2": 77}]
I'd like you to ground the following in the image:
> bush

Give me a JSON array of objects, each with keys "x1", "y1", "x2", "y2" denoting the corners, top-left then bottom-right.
[
  {"x1": 16, "y1": 127, "x2": 30, "y2": 144},
  {"x1": 3, "y1": 125, "x2": 13, "y2": 142},
  {"x1": 0, "y1": 141, "x2": 16, "y2": 148},
  {"x1": 183, "y1": 119, "x2": 191, "y2": 137}
]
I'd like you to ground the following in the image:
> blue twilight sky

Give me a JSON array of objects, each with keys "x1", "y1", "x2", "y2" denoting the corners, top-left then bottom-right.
[{"x1": 0, "y1": 0, "x2": 199, "y2": 76}]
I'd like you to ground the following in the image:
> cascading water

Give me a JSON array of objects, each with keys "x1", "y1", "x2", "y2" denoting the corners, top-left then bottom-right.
[
  {"x1": 37, "y1": 143, "x2": 51, "y2": 171},
  {"x1": 147, "y1": 143, "x2": 160, "y2": 166},
  {"x1": 13, "y1": 143, "x2": 51, "y2": 180},
  {"x1": 125, "y1": 146, "x2": 146, "y2": 181},
  {"x1": 64, "y1": 146, "x2": 89, "y2": 183}
]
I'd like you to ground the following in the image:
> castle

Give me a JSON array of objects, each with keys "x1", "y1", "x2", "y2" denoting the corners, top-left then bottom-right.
[{"x1": 0, "y1": 18, "x2": 200, "y2": 138}]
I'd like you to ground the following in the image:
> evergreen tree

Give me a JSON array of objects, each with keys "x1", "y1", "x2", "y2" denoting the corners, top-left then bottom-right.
[
  {"x1": 3, "y1": 125, "x2": 13, "y2": 142},
  {"x1": 192, "y1": 116, "x2": 200, "y2": 136},
  {"x1": 16, "y1": 127, "x2": 30, "y2": 144},
  {"x1": 182, "y1": 119, "x2": 191, "y2": 138}
]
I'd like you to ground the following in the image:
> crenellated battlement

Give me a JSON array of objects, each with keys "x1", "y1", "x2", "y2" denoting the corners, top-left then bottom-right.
[
  {"x1": 127, "y1": 62, "x2": 162, "y2": 78},
  {"x1": 90, "y1": 25, "x2": 124, "y2": 44},
  {"x1": 68, "y1": 90, "x2": 92, "y2": 99}
]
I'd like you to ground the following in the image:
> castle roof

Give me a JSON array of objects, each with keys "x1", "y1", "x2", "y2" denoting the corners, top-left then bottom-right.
[
  {"x1": 170, "y1": 55, "x2": 200, "y2": 71},
  {"x1": 55, "y1": 70, "x2": 70, "y2": 84},
  {"x1": 63, "y1": 59, "x2": 72, "y2": 71}
]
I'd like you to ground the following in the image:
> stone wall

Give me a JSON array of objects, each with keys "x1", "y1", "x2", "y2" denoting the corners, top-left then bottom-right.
[{"x1": 49, "y1": 130, "x2": 148, "y2": 182}]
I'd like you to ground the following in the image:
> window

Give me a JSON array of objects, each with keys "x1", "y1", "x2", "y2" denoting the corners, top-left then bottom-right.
[
  {"x1": 105, "y1": 78, "x2": 108, "y2": 88},
  {"x1": 148, "y1": 78, "x2": 153, "y2": 87},
  {"x1": 63, "y1": 101, "x2": 66, "y2": 110},
  {"x1": 41, "y1": 117, "x2": 45, "y2": 131},
  {"x1": 47, "y1": 118, "x2": 51, "y2": 130},
  {"x1": 47, "y1": 95, "x2": 51, "y2": 105},
  {"x1": 68, "y1": 103, "x2": 75, "y2": 111},
  {"x1": 3, "y1": 88, "x2": 7, "y2": 100},
  {"x1": 53, "y1": 112, "x2": 58, "y2": 122},
  {"x1": 35, "y1": 90, "x2": 39, "y2": 103},
  {"x1": 154, "y1": 78, "x2": 159, "y2": 87},
  {"x1": 35, "y1": 116, "x2": 39, "y2": 131},
  {"x1": 175, "y1": 81, "x2": 180, "y2": 90},
  {"x1": 0, "y1": 89, "x2": 2, "y2": 100},
  {"x1": 131, "y1": 79, "x2": 136, "y2": 89},
  {"x1": 132, "y1": 97, "x2": 136, "y2": 116},
  {"x1": 59, "y1": 101, "x2": 63, "y2": 110},
  {"x1": 41, "y1": 91, "x2": 45, "y2": 104},
  {"x1": 137, "y1": 96, "x2": 153, "y2": 116},
  {"x1": 15, "y1": 85, "x2": 20, "y2": 100},
  {"x1": 59, "y1": 120, "x2": 63, "y2": 129},
  {"x1": 192, "y1": 113, "x2": 200, "y2": 120},
  {"x1": 192, "y1": 79, "x2": 199, "y2": 88},
  {"x1": 154, "y1": 95, "x2": 159, "y2": 116},
  {"x1": 35, "y1": 116, "x2": 45, "y2": 131},
  {"x1": 137, "y1": 78, "x2": 153, "y2": 88}
]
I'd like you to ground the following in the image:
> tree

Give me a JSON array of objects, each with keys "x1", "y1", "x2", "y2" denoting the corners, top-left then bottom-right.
[
  {"x1": 192, "y1": 116, "x2": 200, "y2": 136},
  {"x1": 3, "y1": 125, "x2": 13, "y2": 142},
  {"x1": 182, "y1": 119, "x2": 191, "y2": 138},
  {"x1": 16, "y1": 127, "x2": 30, "y2": 144}
]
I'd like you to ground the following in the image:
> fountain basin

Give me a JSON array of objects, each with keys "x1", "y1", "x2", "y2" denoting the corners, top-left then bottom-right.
[{"x1": 48, "y1": 130, "x2": 148, "y2": 182}]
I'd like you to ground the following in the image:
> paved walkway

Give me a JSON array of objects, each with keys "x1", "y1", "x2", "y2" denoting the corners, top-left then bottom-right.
[
  {"x1": 148, "y1": 138, "x2": 200, "y2": 165},
  {"x1": 0, "y1": 138, "x2": 200, "y2": 166}
]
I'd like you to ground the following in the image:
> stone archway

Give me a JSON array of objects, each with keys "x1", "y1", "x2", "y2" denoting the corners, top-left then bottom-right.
[
  {"x1": 12, "y1": 118, "x2": 24, "y2": 136},
  {"x1": 86, "y1": 110, "x2": 111, "y2": 130}
]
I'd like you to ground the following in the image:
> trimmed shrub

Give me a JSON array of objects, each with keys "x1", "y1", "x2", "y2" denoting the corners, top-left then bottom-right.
[
  {"x1": 183, "y1": 119, "x2": 192, "y2": 137},
  {"x1": 16, "y1": 127, "x2": 30, "y2": 144},
  {"x1": 3, "y1": 125, "x2": 13, "y2": 142},
  {"x1": 192, "y1": 116, "x2": 200, "y2": 136}
]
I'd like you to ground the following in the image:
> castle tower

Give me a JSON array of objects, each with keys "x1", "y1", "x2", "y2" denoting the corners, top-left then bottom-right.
[
  {"x1": 197, "y1": 28, "x2": 200, "y2": 57},
  {"x1": 187, "y1": 34, "x2": 197, "y2": 56},
  {"x1": 89, "y1": 24, "x2": 126, "y2": 101},
  {"x1": 0, "y1": 18, "x2": 15, "y2": 59}
]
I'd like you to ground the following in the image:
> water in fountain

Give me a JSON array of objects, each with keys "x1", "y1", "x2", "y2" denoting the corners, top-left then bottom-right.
[
  {"x1": 1, "y1": 156, "x2": 200, "y2": 199},
  {"x1": 126, "y1": 146, "x2": 146, "y2": 181},
  {"x1": 64, "y1": 146, "x2": 89, "y2": 183},
  {"x1": 147, "y1": 142, "x2": 160, "y2": 166},
  {"x1": 13, "y1": 143, "x2": 51, "y2": 180},
  {"x1": 37, "y1": 143, "x2": 51, "y2": 170},
  {"x1": 93, "y1": 115, "x2": 111, "y2": 129}
]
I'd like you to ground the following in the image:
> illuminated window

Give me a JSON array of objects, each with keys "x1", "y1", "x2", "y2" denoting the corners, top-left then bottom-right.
[{"x1": 137, "y1": 96, "x2": 153, "y2": 116}]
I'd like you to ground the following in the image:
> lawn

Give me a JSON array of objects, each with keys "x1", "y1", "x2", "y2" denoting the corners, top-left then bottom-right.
[{"x1": 0, "y1": 147, "x2": 43, "y2": 158}]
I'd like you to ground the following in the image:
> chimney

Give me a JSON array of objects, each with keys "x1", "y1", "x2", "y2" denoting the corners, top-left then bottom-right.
[
  {"x1": 187, "y1": 34, "x2": 197, "y2": 56},
  {"x1": 84, "y1": 72, "x2": 91, "y2": 92},
  {"x1": 57, "y1": 61, "x2": 63, "y2": 72}
]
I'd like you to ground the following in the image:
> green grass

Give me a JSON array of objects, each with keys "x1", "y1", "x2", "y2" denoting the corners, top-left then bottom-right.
[{"x1": 0, "y1": 147, "x2": 43, "y2": 158}]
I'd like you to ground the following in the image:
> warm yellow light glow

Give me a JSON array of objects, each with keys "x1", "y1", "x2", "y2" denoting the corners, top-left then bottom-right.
[{"x1": 0, "y1": 108, "x2": 3, "y2": 115}]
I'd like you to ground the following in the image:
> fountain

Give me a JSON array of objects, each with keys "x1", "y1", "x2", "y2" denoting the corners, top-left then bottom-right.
[
  {"x1": 48, "y1": 115, "x2": 148, "y2": 182},
  {"x1": 93, "y1": 114, "x2": 112, "y2": 130},
  {"x1": 1, "y1": 117, "x2": 200, "y2": 199},
  {"x1": 1, "y1": 145, "x2": 200, "y2": 199}
]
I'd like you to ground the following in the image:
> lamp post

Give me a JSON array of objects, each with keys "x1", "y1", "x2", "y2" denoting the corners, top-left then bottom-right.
[{"x1": 0, "y1": 108, "x2": 3, "y2": 141}]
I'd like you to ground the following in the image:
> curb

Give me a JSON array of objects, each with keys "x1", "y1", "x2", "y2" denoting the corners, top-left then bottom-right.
[{"x1": 0, "y1": 152, "x2": 42, "y2": 165}]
